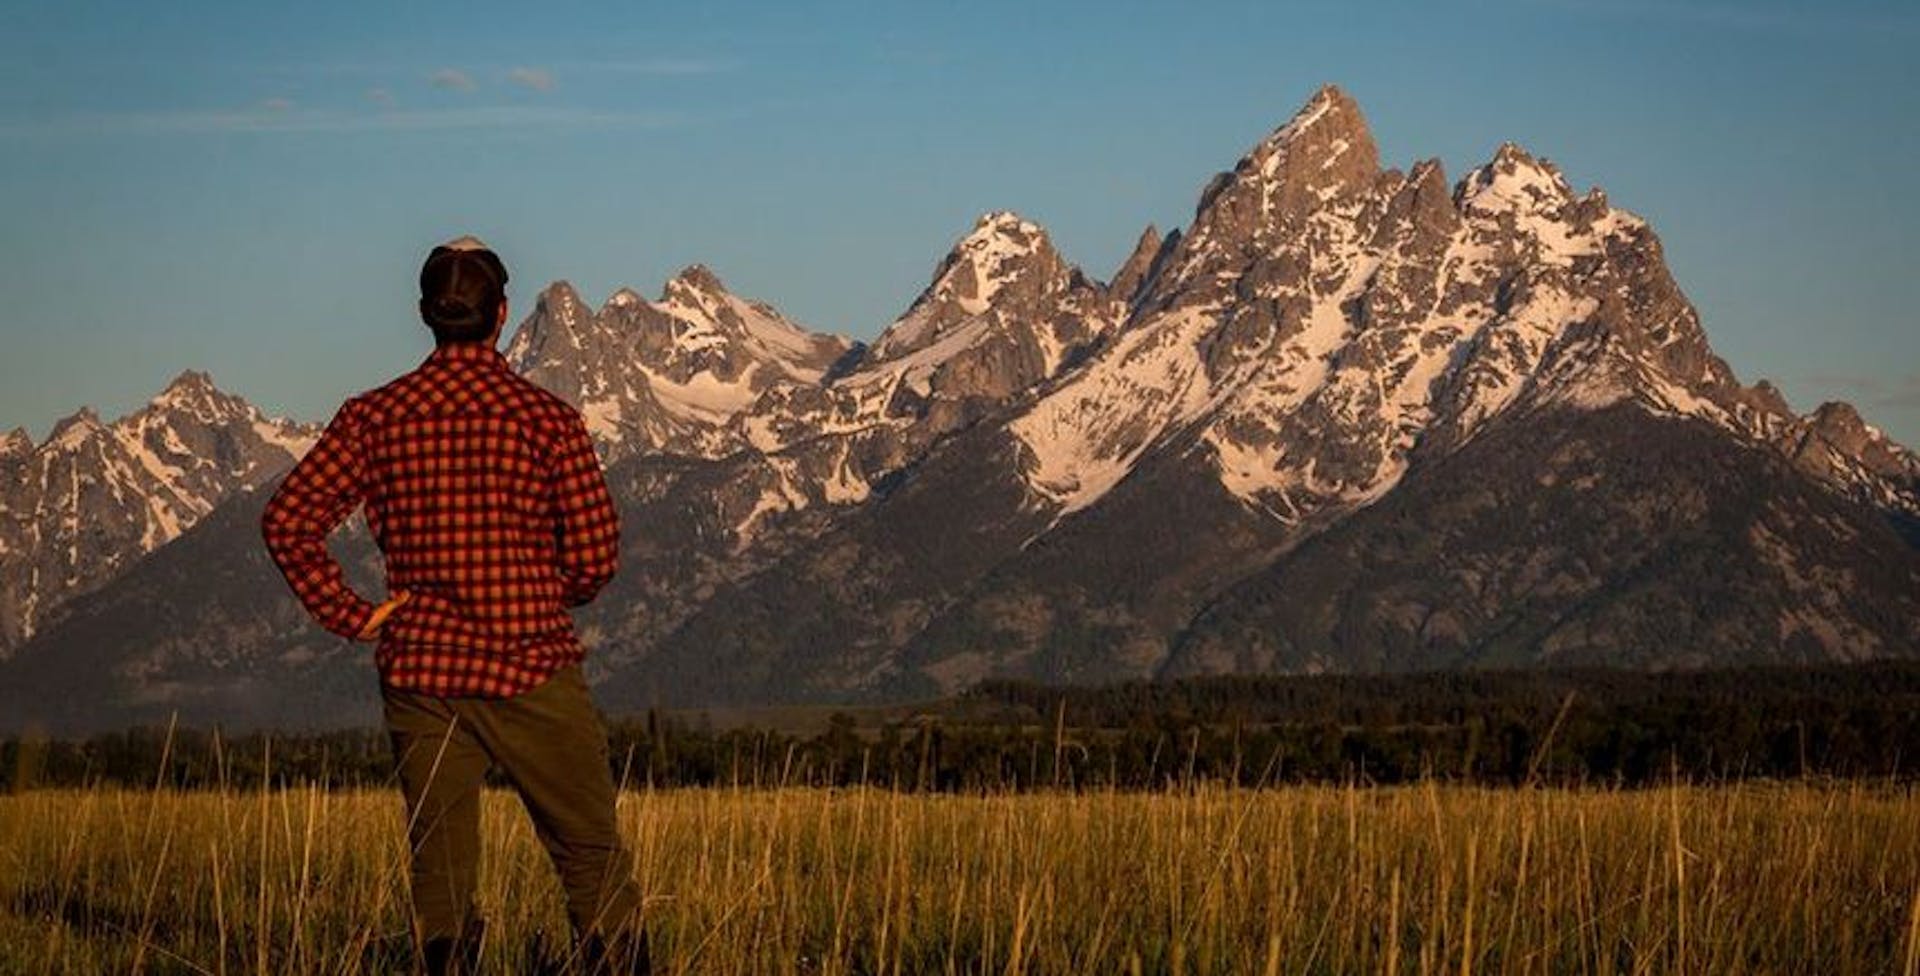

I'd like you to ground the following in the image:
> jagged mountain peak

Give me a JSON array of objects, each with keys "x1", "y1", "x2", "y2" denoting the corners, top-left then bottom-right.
[
  {"x1": 540, "y1": 279, "x2": 585, "y2": 301},
  {"x1": 1802, "y1": 400, "x2": 1910, "y2": 466},
  {"x1": 126, "y1": 371, "x2": 311, "y2": 454},
  {"x1": 868, "y1": 211, "x2": 1077, "y2": 364},
  {"x1": 1191, "y1": 84, "x2": 1382, "y2": 227},
  {"x1": 162, "y1": 369, "x2": 216, "y2": 393},
  {"x1": 1108, "y1": 224, "x2": 1166, "y2": 306},
  {"x1": 1141, "y1": 90, "x2": 1389, "y2": 316},
  {"x1": 1459, "y1": 141, "x2": 1578, "y2": 214},
  {"x1": 666, "y1": 262, "x2": 727, "y2": 295},
  {"x1": 504, "y1": 282, "x2": 590, "y2": 366},
  {"x1": 1251, "y1": 83, "x2": 1372, "y2": 157},
  {"x1": 45, "y1": 406, "x2": 102, "y2": 448},
  {"x1": 947, "y1": 212, "x2": 1058, "y2": 285},
  {"x1": 655, "y1": 266, "x2": 840, "y2": 357},
  {"x1": 935, "y1": 211, "x2": 1063, "y2": 308},
  {"x1": 1811, "y1": 400, "x2": 1866, "y2": 431},
  {"x1": 602, "y1": 287, "x2": 646, "y2": 311},
  {"x1": 0, "y1": 427, "x2": 30, "y2": 460},
  {"x1": 148, "y1": 369, "x2": 254, "y2": 424},
  {"x1": 530, "y1": 280, "x2": 593, "y2": 328},
  {"x1": 658, "y1": 265, "x2": 772, "y2": 338},
  {"x1": 1775, "y1": 399, "x2": 1920, "y2": 514},
  {"x1": 966, "y1": 209, "x2": 1044, "y2": 240},
  {"x1": 1745, "y1": 379, "x2": 1795, "y2": 416},
  {"x1": 1405, "y1": 156, "x2": 1448, "y2": 191}
]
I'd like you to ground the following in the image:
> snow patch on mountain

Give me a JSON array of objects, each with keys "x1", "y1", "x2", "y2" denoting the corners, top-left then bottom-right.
[{"x1": 1012, "y1": 307, "x2": 1218, "y2": 514}]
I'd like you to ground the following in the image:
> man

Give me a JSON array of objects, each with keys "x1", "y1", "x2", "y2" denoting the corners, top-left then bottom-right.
[{"x1": 262, "y1": 237, "x2": 649, "y2": 976}]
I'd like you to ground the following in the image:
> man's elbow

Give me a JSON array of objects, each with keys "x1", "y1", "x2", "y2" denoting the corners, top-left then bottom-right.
[
  {"x1": 561, "y1": 561, "x2": 617, "y2": 607},
  {"x1": 574, "y1": 573, "x2": 616, "y2": 607},
  {"x1": 260, "y1": 500, "x2": 293, "y2": 564}
]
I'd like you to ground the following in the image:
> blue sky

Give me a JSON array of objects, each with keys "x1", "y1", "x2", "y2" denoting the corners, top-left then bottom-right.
[{"x1": 2, "y1": 0, "x2": 1916, "y2": 445}]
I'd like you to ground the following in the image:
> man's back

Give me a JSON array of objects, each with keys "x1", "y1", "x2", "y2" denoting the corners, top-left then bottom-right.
[{"x1": 262, "y1": 341, "x2": 619, "y2": 697}]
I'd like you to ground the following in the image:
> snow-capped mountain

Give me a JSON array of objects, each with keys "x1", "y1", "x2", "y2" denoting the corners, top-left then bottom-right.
[
  {"x1": 501, "y1": 212, "x2": 1124, "y2": 547},
  {"x1": 862, "y1": 212, "x2": 1117, "y2": 380},
  {"x1": 1011, "y1": 86, "x2": 1918, "y2": 527},
  {"x1": 734, "y1": 214, "x2": 1121, "y2": 501},
  {"x1": 2, "y1": 84, "x2": 1915, "y2": 731},
  {"x1": 0, "y1": 371, "x2": 314, "y2": 653},
  {"x1": 625, "y1": 85, "x2": 1917, "y2": 701},
  {"x1": 503, "y1": 267, "x2": 853, "y2": 461}
]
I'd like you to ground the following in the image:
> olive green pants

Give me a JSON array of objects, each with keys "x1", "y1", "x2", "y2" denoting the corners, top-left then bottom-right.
[{"x1": 382, "y1": 665, "x2": 644, "y2": 943}]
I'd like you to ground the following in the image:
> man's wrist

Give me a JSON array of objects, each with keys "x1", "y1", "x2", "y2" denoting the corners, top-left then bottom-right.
[{"x1": 356, "y1": 590, "x2": 412, "y2": 640}]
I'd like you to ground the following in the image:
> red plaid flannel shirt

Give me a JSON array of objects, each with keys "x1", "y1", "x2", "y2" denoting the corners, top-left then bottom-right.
[{"x1": 262, "y1": 342, "x2": 620, "y2": 697}]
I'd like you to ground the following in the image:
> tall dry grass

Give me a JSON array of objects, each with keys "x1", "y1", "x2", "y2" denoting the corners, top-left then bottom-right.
[{"x1": 2, "y1": 780, "x2": 1916, "y2": 974}]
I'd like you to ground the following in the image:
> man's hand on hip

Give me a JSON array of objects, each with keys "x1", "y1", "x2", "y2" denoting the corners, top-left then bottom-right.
[{"x1": 358, "y1": 590, "x2": 413, "y2": 641}]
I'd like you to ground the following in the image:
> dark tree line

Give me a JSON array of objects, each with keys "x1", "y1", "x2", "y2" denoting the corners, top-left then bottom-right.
[{"x1": 7, "y1": 662, "x2": 1918, "y2": 793}]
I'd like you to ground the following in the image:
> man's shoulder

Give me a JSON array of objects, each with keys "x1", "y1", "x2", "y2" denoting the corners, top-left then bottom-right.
[
  {"x1": 361, "y1": 353, "x2": 456, "y2": 400},
  {"x1": 344, "y1": 356, "x2": 586, "y2": 432},
  {"x1": 342, "y1": 370, "x2": 424, "y2": 422},
  {"x1": 491, "y1": 370, "x2": 587, "y2": 427}
]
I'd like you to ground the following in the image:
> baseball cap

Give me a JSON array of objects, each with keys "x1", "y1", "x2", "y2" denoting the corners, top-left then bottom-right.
[{"x1": 419, "y1": 235, "x2": 509, "y2": 332}]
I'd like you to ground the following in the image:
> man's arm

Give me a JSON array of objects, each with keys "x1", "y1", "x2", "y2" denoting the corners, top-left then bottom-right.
[
  {"x1": 551, "y1": 412, "x2": 620, "y2": 607},
  {"x1": 261, "y1": 398, "x2": 379, "y2": 639}
]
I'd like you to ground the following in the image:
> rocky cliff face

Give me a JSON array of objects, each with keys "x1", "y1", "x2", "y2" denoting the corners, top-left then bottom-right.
[
  {"x1": 3, "y1": 84, "x2": 1915, "y2": 731},
  {"x1": 1008, "y1": 86, "x2": 1916, "y2": 531},
  {"x1": 0, "y1": 372, "x2": 313, "y2": 655}
]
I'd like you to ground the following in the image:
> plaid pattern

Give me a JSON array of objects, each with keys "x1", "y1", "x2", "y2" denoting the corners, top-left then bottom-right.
[{"x1": 262, "y1": 342, "x2": 620, "y2": 697}]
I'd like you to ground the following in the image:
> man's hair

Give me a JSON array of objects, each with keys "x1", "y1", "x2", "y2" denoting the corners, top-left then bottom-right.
[{"x1": 419, "y1": 237, "x2": 509, "y2": 344}]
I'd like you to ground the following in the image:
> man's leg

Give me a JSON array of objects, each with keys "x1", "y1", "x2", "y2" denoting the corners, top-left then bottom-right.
[
  {"x1": 466, "y1": 666, "x2": 646, "y2": 947},
  {"x1": 383, "y1": 686, "x2": 493, "y2": 949}
]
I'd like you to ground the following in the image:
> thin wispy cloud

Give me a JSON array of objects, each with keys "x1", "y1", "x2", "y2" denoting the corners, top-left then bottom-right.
[
  {"x1": 0, "y1": 105, "x2": 678, "y2": 138},
  {"x1": 1861, "y1": 374, "x2": 1920, "y2": 409},
  {"x1": 507, "y1": 67, "x2": 556, "y2": 92},
  {"x1": 1886, "y1": 379, "x2": 1920, "y2": 410},
  {"x1": 267, "y1": 57, "x2": 738, "y2": 78},
  {"x1": 366, "y1": 87, "x2": 396, "y2": 108},
  {"x1": 1526, "y1": 0, "x2": 1920, "y2": 35},
  {"x1": 1796, "y1": 371, "x2": 1920, "y2": 410},
  {"x1": 571, "y1": 58, "x2": 738, "y2": 76},
  {"x1": 261, "y1": 97, "x2": 295, "y2": 112},
  {"x1": 428, "y1": 68, "x2": 477, "y2": 92}
]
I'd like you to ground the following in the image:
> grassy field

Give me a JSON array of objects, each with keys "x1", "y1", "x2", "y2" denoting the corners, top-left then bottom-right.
[{"x1": 2, "y1": 782, "x2": 1917, "y2": 974}]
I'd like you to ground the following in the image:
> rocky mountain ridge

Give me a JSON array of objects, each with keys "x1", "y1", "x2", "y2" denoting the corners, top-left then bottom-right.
[
  {"x1": 2, "y1": 84, "x2": 1914, "y2": 731},
  {"x1": 0, "y1": 371, "x2": 314, "y2": 653}
]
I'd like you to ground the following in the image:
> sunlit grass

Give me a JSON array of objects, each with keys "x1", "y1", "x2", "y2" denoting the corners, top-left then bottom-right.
[{"x1": 2, "y1": 781, "x2": 1917, "y2": 974}]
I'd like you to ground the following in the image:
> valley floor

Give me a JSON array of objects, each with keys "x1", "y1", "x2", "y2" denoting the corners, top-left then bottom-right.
[{"x1": 1, "y1": 783, "x2": 1915, "y2": 974}]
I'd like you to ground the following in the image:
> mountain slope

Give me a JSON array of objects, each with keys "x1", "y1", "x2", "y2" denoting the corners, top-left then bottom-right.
[
  {"x1": 0, "y1": 372, "x2": 313, "y2": 655},
  {"x1": 1167, "y1": 403, "x2": 1920, "y2": 675}
]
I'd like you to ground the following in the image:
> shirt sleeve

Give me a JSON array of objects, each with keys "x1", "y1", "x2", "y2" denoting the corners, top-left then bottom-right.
[
  {"x1": 551, "y1": 411, "x2": 620, "y2": 607},
  {"x1": 261, "y1": 398, "x2": 378, "y2": 639}
]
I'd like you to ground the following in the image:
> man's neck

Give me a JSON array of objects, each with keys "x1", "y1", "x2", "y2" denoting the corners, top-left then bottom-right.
[{"x1": 430, "y1": 340, "x2": 503, "y2": 363}]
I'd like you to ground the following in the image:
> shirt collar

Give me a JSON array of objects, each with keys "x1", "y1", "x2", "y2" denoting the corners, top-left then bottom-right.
[{"x1": 426, "y1": 341, "x2": 508, "y2": 369}]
